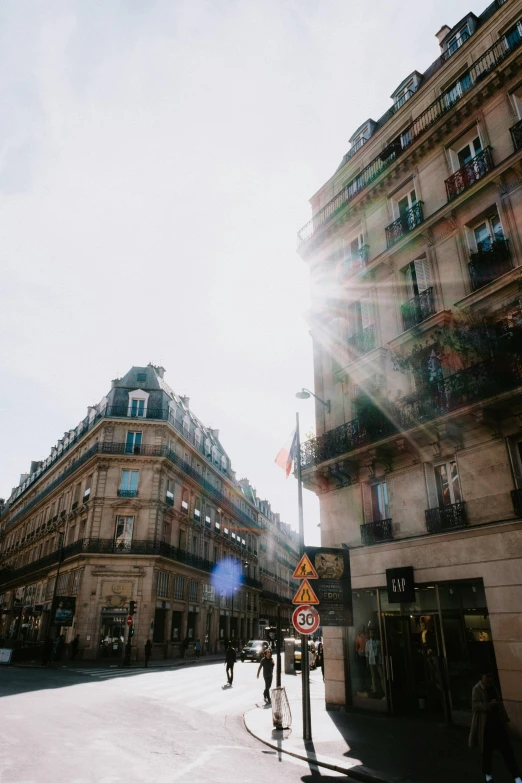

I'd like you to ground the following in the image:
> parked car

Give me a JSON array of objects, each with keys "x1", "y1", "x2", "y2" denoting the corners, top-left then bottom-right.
[
  {"x1": 240, "y1": 639, "x2": 269, "y2": 662},
  {"x1": 293, "y1": 639, "x2": 316, "y2": 670}
]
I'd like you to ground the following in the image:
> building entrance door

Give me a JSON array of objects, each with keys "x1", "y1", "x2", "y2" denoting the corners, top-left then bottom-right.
[
  {"x1": 99, "y1": 613, "x2": 126, "y2": 659},
  {"x1": 384, "y1": 613, "x2": 448, "y2": 718}
]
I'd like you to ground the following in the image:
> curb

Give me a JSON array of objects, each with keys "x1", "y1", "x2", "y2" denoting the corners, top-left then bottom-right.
[{"x1": 242, "y1": 707, "x2": 416, "y2": 783}]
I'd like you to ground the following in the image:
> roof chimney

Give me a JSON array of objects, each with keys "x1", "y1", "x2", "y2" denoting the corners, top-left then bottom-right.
[
  {"x1": 30, "y1": 461, "x2": 42, "y2": 474},
  {"x1": 435, "y1": 25, "x2": 451, "y2": 46},
  {"x1": 111, "y1": 378, "x2": 120, "y2": 389},
  {"x1": 156, "y1": 366, "x2": 165, "y2": 379},
  {"x1": 211, "y1": 429, "x2": 219, "y2": 440},
  {"x1": 181, "y1": 396, "x2": 190, "y2": 408}
]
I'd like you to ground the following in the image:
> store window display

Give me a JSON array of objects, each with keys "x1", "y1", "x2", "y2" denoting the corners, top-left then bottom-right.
[{"x1": 348, "y1": 590, "x2": 387, "y2": 710}]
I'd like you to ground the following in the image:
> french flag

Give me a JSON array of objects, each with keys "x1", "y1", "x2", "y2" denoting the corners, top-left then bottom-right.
[{"x1": 275, "y1": 429, "x2": 297, "y2": 478}]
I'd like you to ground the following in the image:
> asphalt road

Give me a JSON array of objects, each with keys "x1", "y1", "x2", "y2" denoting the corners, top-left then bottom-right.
[{"x1": 0, "y1": 661, "x2": 347, "y2": 783}]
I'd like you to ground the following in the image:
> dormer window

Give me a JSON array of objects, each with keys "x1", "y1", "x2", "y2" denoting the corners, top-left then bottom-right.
[
  {"x1": 128, "y1": 389, "x2": 149, "y2": 418},
  {"x1": 390, "y1": 72, "x2": 421, "y2": 113},
  {"x1": 445, "y1": 25, "x2": 470, "y2": 58}
]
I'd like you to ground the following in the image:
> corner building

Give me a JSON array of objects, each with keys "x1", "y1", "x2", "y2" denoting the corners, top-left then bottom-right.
[
  {"x1": 0, "y1": 365, "x2": 296, "y2": 660},
  {"x1": 298, "y1": 0, "x2": 522, "y2": 732}
]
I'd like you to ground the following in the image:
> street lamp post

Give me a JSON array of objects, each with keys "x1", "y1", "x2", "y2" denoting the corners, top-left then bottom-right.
[{"x1": 295, "y1": 388, "x2": 330, "y2": 413}]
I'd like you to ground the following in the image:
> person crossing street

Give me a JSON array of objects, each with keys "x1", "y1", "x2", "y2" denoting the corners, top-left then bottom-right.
[
  {"x1": 225, "y1": 643, "x2": 236, "y2": 685},
  {"x1": 257, "y1": 648, "x2": 274, "y2": 704}
]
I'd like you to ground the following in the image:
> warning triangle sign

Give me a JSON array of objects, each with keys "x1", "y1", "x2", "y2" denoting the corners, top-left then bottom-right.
[
  {"x1": 292, "y1": 579, "x2": 320, "y2": 605},
  {"x1": 293, "y1": 554, "x2": 318, "y2": 580}
]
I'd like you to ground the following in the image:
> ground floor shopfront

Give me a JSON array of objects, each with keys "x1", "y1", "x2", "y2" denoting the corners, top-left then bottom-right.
[{"x1": 323, "y1": 520, "x2": 522, "y2": 734}]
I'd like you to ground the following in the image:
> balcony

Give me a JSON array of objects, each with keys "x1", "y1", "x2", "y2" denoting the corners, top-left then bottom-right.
[
  {"x1": 425, "y1": 501, "x2": 468, "y2": 533},
  {"x1": 510, "y1": 119, "x2": 522, "y2": 152},
  {"x1": 511, "y1": 488, "x2": 522, "y2": 517},
  {"x1": 391, "y1": 89, "x2": 414, "y2": 113},
  {"x1": 385, "y1": 202, "x2": 424, "y2": 248},
  {"x1": 360, "y1": 519, "x2": 393, "y2": 545},
  {"x1": 401, "y1": 287, "x2": 436, "y2": 331},
  {"x1": 468, "y1": 238, "x2": 512, "y2": 291},
  {"x1": 300, "y1": 410, "x2": 396, "y2": 468},
  {"x1": 445, "y1": 147, "x2": 494, "y2": 201},
  {"x1": 338, "y1": 245, "x2": 370, "y2": 280},
  {"x1": 117, "y1": 490, "x2": 138, "y2": 498},
  {"x1": 347, "y1": 324, "x2": 375, "y2": 357}
]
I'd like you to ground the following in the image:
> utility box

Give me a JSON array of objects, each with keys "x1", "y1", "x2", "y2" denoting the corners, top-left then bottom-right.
[{"x1": 284, "y1": 638, "x2": 295, "y2": 674}]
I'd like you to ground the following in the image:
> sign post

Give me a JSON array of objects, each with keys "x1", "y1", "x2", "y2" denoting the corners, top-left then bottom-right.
[
  {"x1": 292, "y1": 605, "x2": 320, "y2": 636},
  {"x1": 295, "y1": 412, "x2": 312, "y2": 741}
]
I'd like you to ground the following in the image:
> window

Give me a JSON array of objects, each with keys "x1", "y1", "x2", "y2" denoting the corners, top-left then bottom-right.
[
  {"x1": 46, "y1": 578, "x2": 56, "y2": 600},
  {"x1": 166, "y1": 478, "x2": 174, "y2": 505},
  {"x1": 120, "y1": 470, "x2": 139, "y2": 496},
  {"x1": 221, "y1": 455, "x2": 227, "y2": 471},
  {"x1": 130, "y1": 399, "x2": 145, "y2": 417},
  {"x1": 457, "y1": 135, "x2": 482, "y2": 169},
  {"x1": 192, "y1": 536, "x2": 198, "y2": 555},
  {"x1": 396, "y1": 187, "x2": 417, "y2": 221},
  {"x1": 362, "y1": 481, "x2": 389, "y2": 522},
  {"x1": 70, "y1": 570, "x2": 81, "y2": 595},
  {"x1": 194, "y1": 497, "x2": 201, "y2": 520},
  {"x1": 434, "y1": 462, "x2": 462, "y2": 506},
  {"x1": 195, "y1": 429, "x2": 202, "y2": 450},
  {"x1": 125, "y1": 431, "x2": 142, "y2": 454},
  {"x1": 445, "y1": 25, "x2": 470, "y2": 57},
  {"x1": 472, "y1": 214, "x2": 504, "y2": 251},
  {"x1": 183, "y1": 416, "x2": 190, "y2": 437},
  {"x1": 136, "y1": 372, "x2": 147, "y2": 382},
  {"x1": 157, "y1": 571, "x2": 169, "y2": 598},
  {"x1": 188, "y1": 581, "x2": 198, "y2": 603},
  {"x1": 83, "y1": 475, "x2": 93, "y2": 502},
  {"x1": 224, "y1": 527, "x2": 229, "y2": 537},
  {"x1": 173, "y1": 576, "x2": 185, "y2": 600},
  {"x1": 212, "y1": 446, "x2": 219, "y2": 464},
  {"x1": 394, "y1": 81, "x2": 414, "y2": 109},
  {"x1": 444, "y1": 72, "x2": 472, "y2": 109},
  {"x1": 181, "y1": 488, "x2": 189, "y2": 511},
  {"x1": 204, "y1": 541, "x2": 209, "y2": 561},
  {"x1": 403, "y1": 258, "x2": 430, "y2": 299},
  {"x1": 202, "y1": 583, "x2": 215, "y2": 603},
  {"x1": 505, "y1": 20, "x2": 522, "y2": 51},
  {"x1": 114, "y1": 516, "x2": 134, "y2": 551},
  {"x1": 57, "y1": 573, "x2": 69, "y2": 595}
]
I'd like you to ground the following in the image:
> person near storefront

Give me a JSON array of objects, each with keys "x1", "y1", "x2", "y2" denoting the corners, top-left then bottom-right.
[{"x1": 469, "y1": 671, "x2": 522, "y2": 783}]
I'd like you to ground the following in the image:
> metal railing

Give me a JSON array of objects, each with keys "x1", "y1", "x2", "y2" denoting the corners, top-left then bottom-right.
[
  {"x1": 338, "y1": 245, "x2": 370, "y2": 280},
  {"x1": 117, "y1": 490, "x2": 138, "y2": 498},
  {"x1": 297, "y1": 25, "x2": 522, "y2": 247},
  {"x1": 261, "y1": 589, "x2": 293, "y2": 605},
  {"x1": 468, "y1": 238, "x2": 511, "y2": 291},
  {"x1": 0, "y1": 537, "x2": 264, "y2": 589},
  {"x1": 510, "y1": 118, "x2": 522, "y2": 151},
  {"x1": 347, "y1": 324, "x2": 375, "y2": 356},
  {"x1": 391, "y1": 89, "x2": 414, "y2": 112},
  {"x1": 445, "y1": 147, "x2": 494, "y2": 201},
  {"x1": 360, "y1": 519, "x2": 393, "y2": 545},
  {"x1": 401, "y1": 287, "x2": 436, "y2": 331},
  {"x1": 385, "y1": 202, "x2": 424, "y2": 248},
  {"x1": 301, "y1": 355, "x2": 522, "y2": 468},
  {"x1": 425, "y1": 501, "x2": 468, "y2": 533}
]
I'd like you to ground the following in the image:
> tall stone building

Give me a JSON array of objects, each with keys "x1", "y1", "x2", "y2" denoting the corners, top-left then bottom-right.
[
  {"x1": 0, "y1": 365, "x2": 296, "y2": 660},
  {"x1": 298, "y1": 0, "x2": 522, "y2": 731}
]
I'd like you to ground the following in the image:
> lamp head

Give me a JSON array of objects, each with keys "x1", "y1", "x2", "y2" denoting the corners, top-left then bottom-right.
[{"x1": 295, "y1": 389, "x2": 311, "y2": 400}]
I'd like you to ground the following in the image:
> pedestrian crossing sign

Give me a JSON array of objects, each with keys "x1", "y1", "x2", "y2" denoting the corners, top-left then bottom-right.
[
  {"x1": 292, "y1": 579, "x2": 319, "y2": 605},
  {"x1": 292, "y1": 554, "x2": 318, "y2": 580}
]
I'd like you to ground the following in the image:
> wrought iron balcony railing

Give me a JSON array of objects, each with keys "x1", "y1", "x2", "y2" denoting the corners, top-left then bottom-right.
[
  {"x1": 445, "y1": 147, "x2": 494, "y2": 201},
  {"x1": 425, "y1": 501, "x2": 468, "y2": 534},
  {"x1": 297, "y1": 24, "x2": 522, "y2": 247},
  {"x1": 391, "y1": 89, "x2": 414, "y2": 112},
  {"x1": 0, "y1": 537, "x2": 264, "y2": 590},
  {"x1": 338, "y1": 245, "x2": 370, "y2": 280},
  {"x1": 385, "y1": 202, "x2": 424, "y2": 248},
  {"x1": 347, "y1": 324, "x2": 375, "y2": 356},
  {"x1": 117, "y1": 490, "x2": 138, "y2": 498},
  {"x1": 511, "y1": 488, "x2": 522, "y2": 517},
  {"x1": 468, "y1": 238, "x2": 511, "y2": 291},
  {"x1": 510, "y1": 119, "x2": 522, "y2": 152},
  {"x1": 301, "y1": 355, "x2": 522, "y2": 468},
  {"x1": 401, "y1": 287, "x2": 436, "y2": 331},
  {"x1": 360, "y1": 519, "x2": 393, "y2": 545}
]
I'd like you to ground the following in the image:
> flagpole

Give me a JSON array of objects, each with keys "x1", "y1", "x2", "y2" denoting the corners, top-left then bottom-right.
[{"x1": 296, "y1": 412, "x2": 312, "y2": 741}]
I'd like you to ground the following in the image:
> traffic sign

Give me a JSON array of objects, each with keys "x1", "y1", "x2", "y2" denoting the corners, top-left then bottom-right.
[
  {"x1": 292, "y1": 579, "x2": 319, "y2": 605},
  {"x1": 126, "y1": 616, "x2": 133, "y2": 627},
  {"x1": 292, "y1": 554, "x2": 318, "y2": 580},
  {"x1": 292, "y1": 605, "x2": 320, "y2": 635}
]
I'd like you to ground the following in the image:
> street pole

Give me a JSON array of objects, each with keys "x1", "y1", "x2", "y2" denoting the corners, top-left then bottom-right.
[
  {"x1": 296, "y1": 412, "x2": 312, "y2": 741},
  {"x1": 276, "y1": 603, "x2": 281, "y2": 687}
]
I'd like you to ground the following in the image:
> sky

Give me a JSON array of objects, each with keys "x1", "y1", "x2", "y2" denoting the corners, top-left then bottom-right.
[{"x1": 0, "y1": 0, "x2": 489, "y2": 546}]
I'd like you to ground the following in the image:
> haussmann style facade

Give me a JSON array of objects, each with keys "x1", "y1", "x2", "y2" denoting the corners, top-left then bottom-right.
[
  {"x1": 0, "y1": 364, "x2": 298, "y2": 661},
  {"x1": 298, "y1": 0, "x2": 522, "y2": 733}
]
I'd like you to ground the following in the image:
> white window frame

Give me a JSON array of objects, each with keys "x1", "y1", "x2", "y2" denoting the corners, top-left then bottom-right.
[
  {"x1": 445, "y1": 24, "x2": 470, "y2": 57},
  {"x1": 127, "y1": 389, "x2": 149, "y2": 418},
  {"x1": 125, "y1": 431, "x2": 142, "y2": 454},
  {"x1": 468, "y1": 212, "x2": 504, "y2": 252},
  {"x1": 114, "y1": 516, "x2": 134, "y2": 550},
  {"x1": 393, "y1": 186, "x2": 417, "y2": 221},
  {"x1": 120, "y1": 470, "x2": 139, "y2": 493}
]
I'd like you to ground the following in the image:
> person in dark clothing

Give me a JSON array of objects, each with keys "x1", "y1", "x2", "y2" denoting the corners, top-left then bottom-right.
[
  {"x1": 316, "y1": 643, "x2": 324, "y2": 681},
  {"x1": 41, "y1": 636, "x2": 53, "y2": 666},
  {"x1": 182, "y1": 637, "x2": 189, "y2": 658},
  {"x1": 70, "y1": 634, "x2": 80, "y2": 660},
  {"x1": 54, "y1": 635, "x2": 64, "y2": 663},
  {"x1": 469, "y1": 671, "x2": 522, "y2": 783},
  {"x1": 257, "y1": 648, "x2": 275, "y2": 704},
  {"x1": 144, "y1": 639, "x2": 152, "y2": 667},
  {"x1": 225, "y1": 643, "x2": 236, "y2": 684}
]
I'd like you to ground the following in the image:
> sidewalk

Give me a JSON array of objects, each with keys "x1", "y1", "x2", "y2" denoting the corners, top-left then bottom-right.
[
  {"x1": 15, "y1": 653, "x2": 225, "y2": 670},
  {"x1": 243, "y1": 669, "x2": 522, "y2": 783}
]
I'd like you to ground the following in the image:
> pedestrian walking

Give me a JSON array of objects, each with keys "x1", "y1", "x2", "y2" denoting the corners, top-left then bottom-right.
[
  {"x1": 195, "y1": 639, "x2": 202, "y2": 660},
  {"x1": 144, "y1": 639, "x2": 152, "y2": 667},
  {"x1": 182, "y1": 637, "x2": 189, "y2": 658},
  {"x1": 41, "y1": 636, "x2": 53, "y2": 666},
  {"x1": 469, "y1": 671, "x2": 522, "y2": 783},
  {"x1": 257, "y1": 648, "x2": 275, "y2": 704},
  {"x1": 54, "y1": 634, "x2": 64, "y2": 663},
  {"x1": 225, "y1": 643, "x2": 236, "y2": 685},
  {"x1": 70, "y1": 634, "x2": 80, "y2": 661},
  {"x1": 316, "y1": 642, "x2": 325, "y2": 682}
]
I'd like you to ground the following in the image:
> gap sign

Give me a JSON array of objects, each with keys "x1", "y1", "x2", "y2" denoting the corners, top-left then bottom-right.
[{"x1": 386, "y1": 566, "x2": 415, "y2": 603}]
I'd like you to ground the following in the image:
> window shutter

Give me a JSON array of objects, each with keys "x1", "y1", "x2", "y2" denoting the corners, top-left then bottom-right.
[
  {"x1": 360, "y1": 299, "x2": 372, "y2": 329},
  {"x1": 507, "y1": 438, "x2": 522, "y2": 489},
  {"x1": 362, "y1": 483, "x2": 373, "y2": 523},
  {"x1": 414, "y1": 258, "x2": 431, "y2": 293},
  {"x1": 404, "y1": 264, "x2": 415, "y2": 299},
  {"x1": 424, "y1": 463, "x2": 439, "y2": 509}
]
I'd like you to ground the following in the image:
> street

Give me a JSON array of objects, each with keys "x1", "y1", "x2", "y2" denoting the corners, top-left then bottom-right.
[{"x1": 0, "y1": 660, "x2": 346, "y2": 783}]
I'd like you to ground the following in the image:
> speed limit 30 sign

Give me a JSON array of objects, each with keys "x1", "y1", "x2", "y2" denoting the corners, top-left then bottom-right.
[{"x1": 292, "y1": 604, "x2": 320, "y2": 636}]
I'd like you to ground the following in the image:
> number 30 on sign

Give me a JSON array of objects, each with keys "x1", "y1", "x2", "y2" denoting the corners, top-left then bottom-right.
[{"x1": 292, "y1": 604, "x2": 320, "y2": 635}]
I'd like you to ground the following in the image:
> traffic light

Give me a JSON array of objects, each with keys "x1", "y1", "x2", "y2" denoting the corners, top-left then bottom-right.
[
  {"x1": 129, "y1": 627, "x2": 135, "y2": 637},
  {"x1": 129, "y1": 600, "x2": 136, "y2": 616}
]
